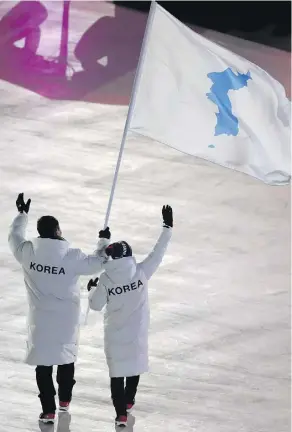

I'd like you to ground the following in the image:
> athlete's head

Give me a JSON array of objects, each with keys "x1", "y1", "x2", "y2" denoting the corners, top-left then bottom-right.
[
  {"x1": 37, "y1": 216, "x2": 62, "y2": 239},
  {"x1": 105, "y1": 241, "x2": 132, "y2": 260}
]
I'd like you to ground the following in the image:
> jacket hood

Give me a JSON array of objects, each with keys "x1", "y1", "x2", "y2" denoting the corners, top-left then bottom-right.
[
  {"x1": 104, "y1": 256, "x2": 137, "y2": 284},
  {"x1": 32, "y1": 237, "x2": 70, "y2": 259},
  {"x1": 38, "y1": 235, "x2": 65, "y2": 241}
]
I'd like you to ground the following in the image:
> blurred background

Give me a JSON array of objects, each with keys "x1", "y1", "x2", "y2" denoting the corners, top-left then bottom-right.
[
  {"x1": 115, "y1": 1, "x2": 291, "y2": 52},
  {"x1": 0, "y1": 0, "x2": 290, "y2": 107}
]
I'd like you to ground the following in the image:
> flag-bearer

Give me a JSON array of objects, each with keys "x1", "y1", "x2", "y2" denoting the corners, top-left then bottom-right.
[{"x1": 8, "y1": 193, "x2": 110, "y2": 424}]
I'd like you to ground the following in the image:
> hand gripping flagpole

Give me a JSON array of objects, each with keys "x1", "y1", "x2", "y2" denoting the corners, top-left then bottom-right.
[{"x1": 83, "y1": 1, "x2": 157, "y2": 325}]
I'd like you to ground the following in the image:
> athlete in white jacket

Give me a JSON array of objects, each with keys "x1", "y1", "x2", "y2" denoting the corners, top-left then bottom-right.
[
  {"x1": 8, "y1": 194, "x2": 110, "y2": 425},
  {"x1": 88, "y1": 205, "x2": 173, "y2": 427}
]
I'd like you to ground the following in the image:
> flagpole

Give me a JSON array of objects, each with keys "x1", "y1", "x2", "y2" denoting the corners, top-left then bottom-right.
[
  {"x1": 84, "y1": 1, "x2": 156, "y2": 326},
  {"x1": 103, "y1": 0, "x2": 157, "y2": 228},
  {"x1": 59, "y1": 1, "x2": 70, "y2": 76}
]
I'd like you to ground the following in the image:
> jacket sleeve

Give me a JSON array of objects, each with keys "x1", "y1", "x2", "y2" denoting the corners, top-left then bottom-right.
[
  {"x1": 73, "y1": 238, "x2": 110, "y2": 276},
  {"x1": 138, "y1": 227, "x2": 172, "y2": 280},
  {"x1": 88, "y1": 279, "x2": 108, "y2": 311},
  {"x1": 8, "y1": 213, "x2": 31, "y2": 264}
]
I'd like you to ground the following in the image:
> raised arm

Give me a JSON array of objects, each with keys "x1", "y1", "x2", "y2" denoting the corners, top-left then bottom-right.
[
  {"x1": 139, "y1": 205, "x2": 173, "y2": 280},
  {"x1": 8, "y1": 193, "x2": 32, "y2": 263},
  {"x1": 73, "y1": 227, "x2": 111, "y2": 276}
]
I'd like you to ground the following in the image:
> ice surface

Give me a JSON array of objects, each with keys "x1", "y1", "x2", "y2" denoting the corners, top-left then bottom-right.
[{"x1": 0, "y1": 2, "x2": 290, "y2": 432}]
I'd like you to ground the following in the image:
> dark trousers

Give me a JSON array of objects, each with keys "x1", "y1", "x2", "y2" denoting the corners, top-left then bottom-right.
[
  {"x1": 111, "y1": 376, "x2": 140, "y2": 417},
  {"x1": 36, "y1": 363, "x2": 76, "y2": 414}
]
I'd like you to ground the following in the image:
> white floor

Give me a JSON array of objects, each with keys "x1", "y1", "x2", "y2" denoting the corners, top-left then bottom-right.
[{"x1": 0, "y1": 2, "x2": 290, "y2": 432}]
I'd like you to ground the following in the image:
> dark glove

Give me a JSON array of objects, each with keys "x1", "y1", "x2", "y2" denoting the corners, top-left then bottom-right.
[
  {"x1": 87, "y1": 277, "x2": 99, "y2": 292},
  {"x1": 99, "y1": 227, "x2": 111, "y2": 239},
  {"x1": 16, "y1": 193, "x2": 31, "y2": 214},
  {"x1": 162, "y1": 205, "x2": 173, "y2": 228}
]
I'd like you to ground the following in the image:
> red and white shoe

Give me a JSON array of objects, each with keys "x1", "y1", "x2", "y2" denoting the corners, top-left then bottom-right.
[
  {"x1": 59, "y1": 401, "x2": 70, "y2": 412},
  {"x1": 39, "y1": 413, "x2": 55, "y2": 424},
  {"x1": 115, "y1": 415, "x2": 127, "y2": 427},
  {"x1": 126, "y1": 403, "x2": 134, "y2": 413}
]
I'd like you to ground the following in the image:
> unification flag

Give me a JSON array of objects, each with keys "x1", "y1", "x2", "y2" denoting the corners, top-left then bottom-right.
[{"x1": 128, "y1": 2, "x2": 291, "y2": 185}]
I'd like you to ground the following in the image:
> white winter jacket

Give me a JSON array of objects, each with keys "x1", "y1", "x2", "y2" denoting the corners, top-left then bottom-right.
[
  {"x1": 89, "y1": 227, "x2": 172, "y2": 378},
  {"x1": 8, "y1": 213, "x2": 109, "y2": 366}
]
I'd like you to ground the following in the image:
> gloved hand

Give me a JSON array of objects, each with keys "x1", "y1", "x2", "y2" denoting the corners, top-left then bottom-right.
[
  {"x1": 99, "y1": 227, "x2": 111, "y2": 239},
  {"x1": 16, "y1": 193, "x2": 31, "y2": 214},
  {"x1": 162, "y1": 205, "x2": 173, "y2": 228},
  {"x1": 87, "y1": 277, "x2": 99, "y2": 292}
]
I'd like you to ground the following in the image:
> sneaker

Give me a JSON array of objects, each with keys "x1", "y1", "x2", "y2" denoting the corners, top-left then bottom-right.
[
  {"x1": 39, "y1": 413, "x2": 55, "y2": 424},
  {"x1": 115, "y1": 415, "x2": 128, "y2": 427},
  {"x1": 126, "y1": 403, "x2": 134, "y2": 413},
  {"x1": 59, "y1": 401, "x2": 70, "y2": 412}
]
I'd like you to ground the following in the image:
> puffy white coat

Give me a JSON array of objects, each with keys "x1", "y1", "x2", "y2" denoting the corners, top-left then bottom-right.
[
  {"x1": 8, "y1": 213, "x2": 109, "y2": 366},
  {"x1": 89, "y1": 227, "x2": 172, "y2": 378}
]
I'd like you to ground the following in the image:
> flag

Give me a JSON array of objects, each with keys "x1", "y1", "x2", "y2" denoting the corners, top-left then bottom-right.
[{"x1": 128, "y1": 2, "x2": 291, "y2": 185}]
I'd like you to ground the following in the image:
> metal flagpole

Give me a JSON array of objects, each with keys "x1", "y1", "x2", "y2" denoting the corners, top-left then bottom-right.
[
  {"x1": 84, "y1": 1, "x2": 157, "y2": 325},
  {"x1": 103, "y1": 0, "x2": 157, "y2": 229}
]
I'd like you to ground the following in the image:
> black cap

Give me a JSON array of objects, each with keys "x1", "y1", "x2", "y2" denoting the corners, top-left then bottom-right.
[{"x1": 106, "y1": 241, "x2": 132, "y2": 259}]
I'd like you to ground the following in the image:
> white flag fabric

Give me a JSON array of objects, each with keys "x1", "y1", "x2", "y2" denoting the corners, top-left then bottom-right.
[{"x1": 128, "y1": 3, "x2": 291, "y2": 185}]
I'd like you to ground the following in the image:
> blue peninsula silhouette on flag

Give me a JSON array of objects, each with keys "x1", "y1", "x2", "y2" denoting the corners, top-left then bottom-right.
[{"x1": 206, "y1": 68, "x2": 252, "y2": 136}]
